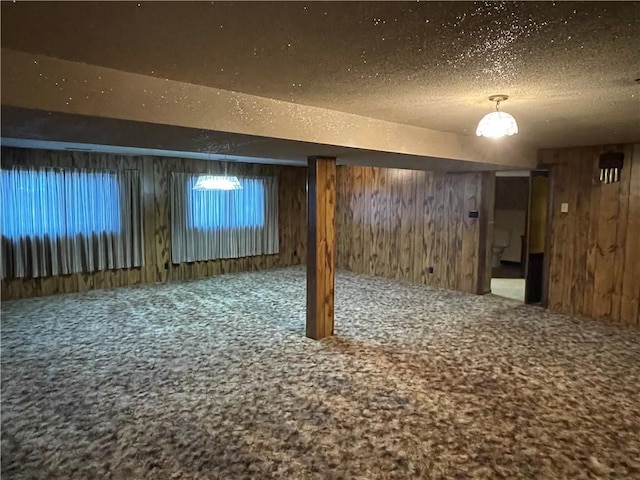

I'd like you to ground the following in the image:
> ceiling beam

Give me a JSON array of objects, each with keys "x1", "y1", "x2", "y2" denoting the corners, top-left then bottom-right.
[{"x1": 2, "y1": 49, "x2": 537, "y2": 170}]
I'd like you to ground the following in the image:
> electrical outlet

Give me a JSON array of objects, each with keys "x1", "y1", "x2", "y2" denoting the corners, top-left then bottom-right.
[
  {"x1": 428, "y1": 266, "x2": 434, "y2": 274},
  {"x1": 561, "y1": 203, "x2": 569, "y2": 213},
  {"x1": 469, "y1": 210, "x2": 479, "y2": 218}
]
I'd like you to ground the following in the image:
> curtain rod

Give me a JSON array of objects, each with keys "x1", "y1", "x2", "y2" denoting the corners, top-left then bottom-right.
[{"x1": 1, "y1": 166, "x2": 138, "y2": 174}]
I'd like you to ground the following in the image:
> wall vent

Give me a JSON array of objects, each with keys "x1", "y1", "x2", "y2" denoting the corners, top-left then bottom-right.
[{"x1": 598, "y1": 152, "x2": 624, "y2": 184}]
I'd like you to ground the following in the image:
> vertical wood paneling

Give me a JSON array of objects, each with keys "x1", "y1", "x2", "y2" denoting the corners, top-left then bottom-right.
[
  {"x1": 1, "y1": 147, "x2": 307, "y2": 299},
  {"x1": 39, "y1": 276, "x2": 58, "y2": 297},
  {"x1": 368, "y1": 168, "x2": 381, "y2": 276},
  {"x1": 433, "y1": 173, "x2": 447, "y2": 287},
  {"x1": 411, "y1": 171, "x2": 427, "y2": 285},
  {"x1": 459, "y1": 174, "x2": 479, "y2": 293},
  {"x1": 60, "y1": 273, "x2": 79, "y2": 295},
  {"x1": 362, "y1": 168, "x2": 374, "y2": 276},
  {"x1": 620, "y1": 144, "x2": 640, "y2": 326},
  {"x1": 335, "y1": 166, "x2": 492, "y2": 294},
  {"x1": 571, "y1": 150, "x2": 592, "y2": 316},
  {"x1": 335, "y1": 167, "x2": 346, "y2": 271},
  {"x1": 1, "y1": 277, "x2": 20, "y2": 301},
  {"x1": 477, "y1": 172, "x2": 495, "y2": 294},
  {"x1": 421, "y1": 172, "x2": 437, "y2": 285},
  {"x1": 399, "y1": 171, "x2": 416, "y2": 281},
  {"x1": 610, "y1": 144, "x2": 633, "y2": 323},
  {"x1": 592, "y1": 169, "x2": 620, "y2": 319},
  {"x1": 561, "y1": 150, "x2": 579, "y2": 315},
  {"x1": 352, "y1": 167, "x2": 364, "y2": 271},
  {"x1": 582, "y1": 155, "x2": 602, "y2": 317},
  {"x1": 388, "y1": 170, "x2": 402, "y2": 279},
  {"x1": 547, "y1": 160, "x2": 567, "y2": 312},
  {"x1": 338, "y1": 167, "x2": 349, "y2": 271},
  {"x1": 540, "y1": 143, "x2": 639, "y2": 326},
  {"x1": 443, "y1": 174, "x2": 463, "y2": 290}
]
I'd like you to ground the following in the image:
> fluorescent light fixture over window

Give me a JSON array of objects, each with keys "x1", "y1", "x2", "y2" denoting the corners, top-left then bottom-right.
[
  {"x1": 476, "y1": 94, "x2": 518, "y2": 138},
  {"x1": 192, "y1": 175, "x2": 242, "y2": 191}
]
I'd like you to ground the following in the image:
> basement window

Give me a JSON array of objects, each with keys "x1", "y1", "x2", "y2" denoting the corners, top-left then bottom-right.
[
  {"x1": 188, "y1": 177, "x2": 266, "y2": 229},
  {"x1": 1, "y1": 168, "x2": 121, "y2": 239},
  {"x1": 170, "y1": 172, "x2": 278, "y2": 264}
]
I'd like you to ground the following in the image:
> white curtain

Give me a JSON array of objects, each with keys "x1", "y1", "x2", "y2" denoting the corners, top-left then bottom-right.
[
  {"x1": 1, "y1": 167, "x2": 144, "y2": 279},
  {"x1": 171, "y1": 172, "x2": 279, "y2": 263}
]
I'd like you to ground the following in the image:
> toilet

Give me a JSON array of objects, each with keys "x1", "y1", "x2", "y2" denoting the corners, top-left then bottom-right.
[{"x1": 492, "y1": 228, "x2": 511, "y2": 268}]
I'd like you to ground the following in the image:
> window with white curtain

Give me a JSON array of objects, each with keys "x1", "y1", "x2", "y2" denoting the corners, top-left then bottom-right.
[
  {"x1": 2, "y1": 169, "x2": 121, "y2": 239},
  {"x1": 1, "y1": 167, "x2": 144, "y2": 279},
  {"x1": 171, "y1": 173, "x2": 279, "y2": 264},
  {"x1": 188, "y1": 177, "x2": 266, "y2": 230}
]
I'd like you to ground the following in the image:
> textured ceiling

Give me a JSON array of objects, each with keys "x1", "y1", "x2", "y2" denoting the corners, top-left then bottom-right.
[{"x1": 2, "y1": 1, "x2": 640, "y2": 150}]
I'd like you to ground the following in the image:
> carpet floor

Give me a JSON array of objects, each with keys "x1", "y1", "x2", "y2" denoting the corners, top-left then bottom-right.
[{"x1": 2, "y1": 267, "x2": 639, "y2": 480}]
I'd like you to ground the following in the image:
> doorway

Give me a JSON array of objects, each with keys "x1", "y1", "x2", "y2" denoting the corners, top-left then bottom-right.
[
  {"x1": 490, "y1": 172, "x2": 529, "y2": 301},
  {"x1": 489, "y1": 170, "x2": 550, "y2": 303}
]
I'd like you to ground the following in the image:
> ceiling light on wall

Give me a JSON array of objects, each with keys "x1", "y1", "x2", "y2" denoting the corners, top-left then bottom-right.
[
  {"x1": 476, "y1": 95, "x2": 518, "y2": 138},
  {"x1": 193, "y1": 175, "x2": 242, "y2": 191}
]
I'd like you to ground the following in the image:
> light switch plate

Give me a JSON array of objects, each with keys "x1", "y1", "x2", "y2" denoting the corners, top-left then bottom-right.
[{"x1": 561, "y1": 202, "x2": 569, "y2": 213}]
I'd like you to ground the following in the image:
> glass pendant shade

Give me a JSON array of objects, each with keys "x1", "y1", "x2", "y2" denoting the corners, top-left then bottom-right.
[
  {"x1": 193, "y1": 175, "x2": 242, "y2": 191},
  {"x1": 476, "y1": 111, "x2": 519, "y2": 138}
]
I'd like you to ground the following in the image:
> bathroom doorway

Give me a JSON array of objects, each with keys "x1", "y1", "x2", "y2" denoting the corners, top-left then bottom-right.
[{"x1": 491, "y1": 172, "x2": 530, "y2": 301}]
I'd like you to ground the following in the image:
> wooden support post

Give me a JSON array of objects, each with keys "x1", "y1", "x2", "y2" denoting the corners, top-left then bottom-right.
[{"x1": 306, "y1": 156, "x2": 336, "y2": 340}]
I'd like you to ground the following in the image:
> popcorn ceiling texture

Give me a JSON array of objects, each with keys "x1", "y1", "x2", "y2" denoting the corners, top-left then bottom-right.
[
  {"x1": 2, "y1": 1, "x2": 639, "y2": 148},
  {"x1": 2, "y1": 267, "x2": 640, "y2": 479}
]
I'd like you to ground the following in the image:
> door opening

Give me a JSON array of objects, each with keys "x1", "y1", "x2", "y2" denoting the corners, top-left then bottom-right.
[{"x1": 490, "y1": 172, "x2": 529, "y2": 302}]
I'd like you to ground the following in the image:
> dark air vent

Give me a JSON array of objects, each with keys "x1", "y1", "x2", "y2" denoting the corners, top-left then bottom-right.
[{"x1": 598, "y1": 152, "x2": 624, "y2": 184}]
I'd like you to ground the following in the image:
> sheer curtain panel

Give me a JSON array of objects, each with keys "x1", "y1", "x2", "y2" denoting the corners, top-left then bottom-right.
[
  {"x1": 171, "y1": 173, "x2": 279, "y2": 263},
  {"x1": 1, "y1": 167, "x2": 144, "y2": 279}
]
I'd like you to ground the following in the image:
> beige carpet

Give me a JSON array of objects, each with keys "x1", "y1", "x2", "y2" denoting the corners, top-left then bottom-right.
[{"x1": 2, "y1": 267, "x2": 639, "y2": 479}]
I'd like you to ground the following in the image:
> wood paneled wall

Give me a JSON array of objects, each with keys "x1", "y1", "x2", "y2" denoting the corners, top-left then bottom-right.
[
  {"x1": 1, "y1": 147, "x2": 307, "y2": 300},
  {"x1": 539, "y1": 143, "x2": 640, "y2": 327},
  {"x1": 335, "y1": 166, "x2": 494, "y2": 294}
]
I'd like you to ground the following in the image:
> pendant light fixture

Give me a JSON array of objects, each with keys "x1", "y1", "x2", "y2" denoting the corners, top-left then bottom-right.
[
  {"x1": 193, "y1": 154, "x2": 242, "y2": 191},
  {"x1": 476, "y1": 94, "x2": 518, "y2": 138},
  {"x1": 192, "y1": 175, "x2": 242, "y2": 191}
]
